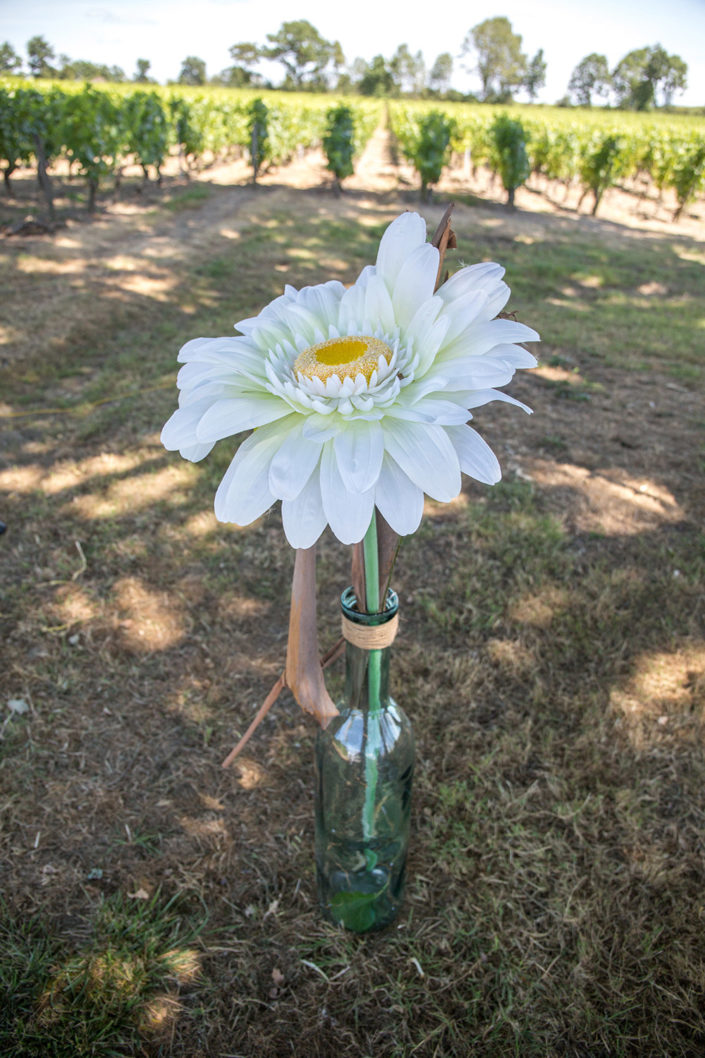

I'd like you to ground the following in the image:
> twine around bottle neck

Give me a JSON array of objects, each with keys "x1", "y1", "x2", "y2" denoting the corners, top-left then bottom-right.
[{"x1": 341, "y1": 611, "x2": 398, "y2": 651}]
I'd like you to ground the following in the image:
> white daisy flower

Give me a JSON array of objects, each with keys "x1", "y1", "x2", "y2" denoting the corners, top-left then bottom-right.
[{"x1": 161, "y1": 211, "x2": 539, "y2": 548}]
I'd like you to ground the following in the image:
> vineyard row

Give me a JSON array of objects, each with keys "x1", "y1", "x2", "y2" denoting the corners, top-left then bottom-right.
[
  {"x1": 1, "y1": 81, "x2": 704, "y2": 221},
  {"x1": 389, "y1": 102, "x2": 705, "y2": 219},
  {"x1": 0, "y1": 82, "x2": 382, "y2": 212}
]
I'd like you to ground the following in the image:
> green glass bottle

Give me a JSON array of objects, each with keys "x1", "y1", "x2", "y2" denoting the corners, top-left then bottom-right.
[{"x1": 315, "y1": 587, "x2": 414, "y2": 932}]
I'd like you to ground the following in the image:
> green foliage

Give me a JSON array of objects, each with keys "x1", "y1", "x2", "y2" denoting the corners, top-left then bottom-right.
[
  {"x1": 403, "y1": 109, "x2": 455, "y2": 200},
  {"x1": 463, "y1": 17, "x2": 527, "y2": 102},
  {"x1": 265, "y1": 20, "x2": 341, "y2": 90},
  {"x1": 579, "y1": 131, "x2": 628, "y2": 214},
  {"x1": 0, "y1": 84, "x2": 65, "y2": 192},
  {"x1": 568, "y1": 53, "x2": 612, "y2": 107},
  {"x1": 169, "y1": 96, "x2": 205, "y2": 164},
  {"x1": 26, "y1": 34, "x2": 55, "y2": 79},
  {"x1": 0, "y1": 41, "x2": 22, "y2": 74},
  {"x1": 133, "y1": 58, "x2": 152, "y2": 83},
  {"x1": 57, "y1": 58, "x2": 126, "y2": 82},
  {"x1": 390, "y1": 43, "x2": 425, "y2": 96},
  {"x1": 391, "y1": 99, "x2": 703, "y2": 222},
  {"x1": 177, "y1": 55, "x2": 206, "y2": 86},
  {"x1": 322, "y1": 103, "x2": 355, "y2": 184},
  {"x1": 123, "y1": 90, "x2": 169, "y2": 178},
  {"x1": 358, "y1": 55, "x2": 396, "y2": 98},
  {"x1": 489, "y1": 113, "x2": 529, "y2": 205},
  {"x1": 0, "y1": 86, "x2": 32, "y2": 188},
  {"x1": 613, "y1": 45, "x2": 688, "y2": 110},
  {"x1": 61, "y1": 84, "x2": 122, "y2": 207},
  {"x1": 672, "y1": 138, "x2": 705, "y2": 219},
  {"x1": 523, "y1": 49, "x2": 546, "y2": 102},
  {"x1": 248, "y1": 97, "x2": 269, "y2": 180},
  {"x1": 428, "y1": 53, "x2": 453, "y2": 96},
  {"x1": 222, "y1": 43, "x2": 261, "y2": 88}
]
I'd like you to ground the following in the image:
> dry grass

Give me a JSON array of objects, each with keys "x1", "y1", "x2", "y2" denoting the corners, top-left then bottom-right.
[{"x1": 1, "y1": 142, "x2": 705, "y2": 1056}]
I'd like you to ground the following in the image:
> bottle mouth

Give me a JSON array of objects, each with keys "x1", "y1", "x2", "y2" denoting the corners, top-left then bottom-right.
[{"x1": 341, "y1": 586, "x2": 398, "y2": 626}]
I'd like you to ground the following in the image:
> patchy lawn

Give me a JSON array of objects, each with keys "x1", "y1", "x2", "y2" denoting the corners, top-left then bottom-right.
[{"x1": 1, "y1": 142, "x2": 705, "y2": 1057}]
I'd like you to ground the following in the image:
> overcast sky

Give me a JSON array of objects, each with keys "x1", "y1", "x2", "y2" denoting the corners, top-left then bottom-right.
[{"x1": 2, "y1": 0, "x2": 704, "y2": 105}]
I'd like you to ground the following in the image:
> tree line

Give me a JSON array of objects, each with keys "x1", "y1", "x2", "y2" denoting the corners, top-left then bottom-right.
[{"x1": 0, "y1": 18, "x2": 691, "y2": 111}]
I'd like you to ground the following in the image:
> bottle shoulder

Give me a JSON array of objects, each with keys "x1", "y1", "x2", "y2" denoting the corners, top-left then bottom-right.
[{"x1": 318, "y1": 700, "x2": 413, "y2": 762}]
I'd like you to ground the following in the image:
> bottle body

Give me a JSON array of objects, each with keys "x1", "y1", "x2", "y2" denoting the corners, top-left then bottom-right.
[{"x1": 314, "y1": 589, "x2": 414, "y2": 932}]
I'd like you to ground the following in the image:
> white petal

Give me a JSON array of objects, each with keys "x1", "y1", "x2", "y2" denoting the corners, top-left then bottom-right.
[
  {"x1": 354, "y1": 264, "x2": 375, "y2": 290},
  {"x1": 268, "y1": 301, "x2": 321, "y2": 345},
  {"x1": 437, "y1": 262, "x2": 505, "y2": 304},
  {"x1": 391, "y1": 243, "x2": 439, "y2": 328},
  {"x1": 446, "y1": 424, "x2": 501, "y2": 485},
  {"x1": 375, "y1": 455, "x2": 424, "y2": 536},
  {"x1": 297, "y1": 280, "x2": 345, "y2": 323},
  {"x1": 320, "y1": 442, "x2": 375, "y2": 544},
  {"x1": 176, "y1": 338, "x2": 266, "y2": 390},
  {"x1": 214, "y1": 420, "x2": 293, "y2": 525},
  {"x1": 442, "y1": 356, "x2": 515, "y2": 389},
  {"x1": 478, "y1": 280, "x2": 511, "y2": 321},
  {"x1": 438, "y1": 290, "x2": 488, "y2": 347},
  {"x1": 281, "y1": 471, "x2": 327, "y2": 549},
  {"x1": 363, "y1": 274, "x2": 396, "y2": 334},
  {"x1": 406, "y1": 296, "x2": 449, "y2": 377},
  {"x1": 338, "y1": 279, "x2": 368, "y2": 334},
  {"x1": 196, "y1": 395, "x2": 291, "y2": 442},
  {"x1": 333, "y1": 420, "x2": 384, "y2": 494},
  {"x1": 177, "y1": 361, "x2": 231, "y2": 389},
  {"x1": 387, "y1": 399, "x2": 471, "y2": 425},
  {"x1": 492, "y1": 343, "x2": 538, "y2": 368},
  {"x1": 178, "y1": 380, "x2": 229, "y2": 407},
  {"x1": 376, "y1": 212, "x2": 427, "y2": 290},
  {"x1": 462, "y1": 388, "x2": 533, "y2": 414},
  {"x1": 177, "y1": 335, "x2": 242, "y2": 363},
  {"x1": 302, "y1": 414, "x2": 341, "y2": 442},
  {"x1": 382, "y1": 420, "x2": 460, "y2": 502},
  {"x1": 161, "y1": 396, "x2": 216, "y2": 458},
  {"x1": 179, "y1": 441, "x2": 216, "y2": 461},
  {"x1": 268, "y1": 425, "x2": 321, "y2": 501}
]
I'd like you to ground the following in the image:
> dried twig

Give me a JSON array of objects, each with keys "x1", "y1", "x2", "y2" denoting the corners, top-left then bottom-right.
[
  {"x1": 221, "y1": 635, "x2": 345, "y2": 767},
  {"x1": 221, "y1": 674, "x2": 286, "y2": 769},
  {"x1": 285, "y1": 546, "x2": 338, "y2": 726},
  {"x1": 431, "y1": 203, "x2": 457, "y2": 291}
]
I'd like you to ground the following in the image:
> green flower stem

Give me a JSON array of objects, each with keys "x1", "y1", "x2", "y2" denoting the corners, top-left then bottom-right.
[{"x1": 362, "y1": 513, "x2": 382, "y2": 852}]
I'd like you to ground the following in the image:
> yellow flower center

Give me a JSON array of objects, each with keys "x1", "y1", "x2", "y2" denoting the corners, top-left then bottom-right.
[{"x1": 294, "y1": 335, "x2": 392, "y2": 384}]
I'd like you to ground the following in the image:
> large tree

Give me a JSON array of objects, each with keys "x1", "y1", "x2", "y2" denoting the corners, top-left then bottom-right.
[
  {"x1": 0, "y1": 41, "x2": 22, "y2": 74},
  {"x1": 462, "y1": 17, "x2": 527, "y2": 102},
  {"x1": 178, "y1": 55, "x2": 206, "y2": 86},
  {"x1": 357, "y1": 55, "x2": 396, "y2": 97},
  {"x1": 524, "y1": 48, "x2": 546, "y2": 101},
  {"x1": 428, "y1": 53, "x2": 453, "y2": 95},
  {"x1": 133, "y1": 58, "x2": 152, "y2": 83},
  {"x1": 223, "y1": 42, "x2": 261, "y2": 87},
  {"x1": 568, "y1": 53, "x2": 611, "y2": 107},
  {"x1": 646, "y1": 45, "x2": 687, "y2": 106},
  {"x1": 612, "y1": 44, "x2": 687, "y2": 109},
  {"x1": 390, "y1": 43, "x2": 425, "y2": 95},
  {"x1": 662, "y1": 55, "x2": 688, "y2": 106},
  {"x1": 27, "y1": 35, "x2": 55, "y2": 78},
  {"x1": 58, "y1": 57, "x2": 125, "y2": 81},
  {"x1": 265, "y1": 20, "x2": 342, "y2": 89}
]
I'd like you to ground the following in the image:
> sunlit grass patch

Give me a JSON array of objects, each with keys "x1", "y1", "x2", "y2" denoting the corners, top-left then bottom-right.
[
  {"x1": 161, "y1": 183, "x2": 213, "y2": 212},
  {"x1": 0, "y1": 892, "x2": 205, "y2": 1057}
]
